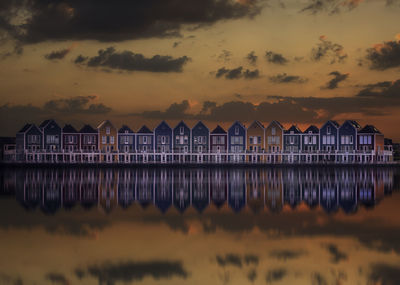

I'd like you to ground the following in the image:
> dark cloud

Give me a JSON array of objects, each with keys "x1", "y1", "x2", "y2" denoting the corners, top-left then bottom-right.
[
  {"x1": 246, "y1": 51, "x2": 258, "y2": 65},
  {"x1": 173, "y1": 41, "x2": 181, "y2": 48},
  {"x1": 0, "y1": 0, "x2": 261, "y2": 44},
  {"x1": 323, "y1": 71, "x2": 349, "y2": 89},
  {"x1": 269, "y1": 73, "x2": 308, "y2": 84},
  {"x1": 311, "y1": 272, "x2": 328, "y2": 285},
  {"x1": 269, "y1": 249, "x2": 306, "y2": 261},
  {"x1": 247, "y1": 269, "x2": 257, "y2": 282},
  {"x1": 44, "y1": 48, "x2": 70, "y2": 60},
  {"x1": 266, "y1": 268, "x2": 287, "y2": 283},
  {"x1": 244, "y1": 254, "x2": 259, "y2": 265},
  {"x1": 43, "y1": 96, "x2": 111, "y2": 114},
  {"x1": 265, "y1": 51, "x2": 288, "y2": 65},
  {"x1": 75, "y1": 47, "x2": 190, "y2": 73},
  {"x1": 139, "y1": 100, "x2": 190, "y2": 120},
  {"x1": 322, "y1": 243, "x2": 348, "y2": 264},
  {"x1": 76, "y1": 260, "x2": 188, "y2": 285},
  {"x1": 300, "y1": 0, "x2": 363, "y2": 15},
  {"x1": 311, "y1": 36, "x2": 347, "y2": 64},
  {"x1": 0, "y1": 273, "x2": 24, "y2": 285},
  {"x1": 368, "y1": 263, "x2": 400, "y2": 285},
  {"x1": 216, "y1": 254, "x2": 243, "y2": 268},
  {"x1": 45, "y1": 272, "x2": 69, "y2": 285},
  {"x1": 215, "y1": 66, "x2": 260, "y2": 79},
  {"x1": 365, "y1": 38, "x2": 400, "y2": 70},
  {"x1": 218, "y1": 50, "x2": 232, "y2": 62}
]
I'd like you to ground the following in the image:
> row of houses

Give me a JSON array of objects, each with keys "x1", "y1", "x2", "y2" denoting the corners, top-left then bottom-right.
[{"x1": 14, "y1": 119, "x2": 393, "y2": 164}]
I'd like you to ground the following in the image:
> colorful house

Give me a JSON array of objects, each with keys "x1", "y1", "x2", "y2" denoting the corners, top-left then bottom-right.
[
  {"x1": 357, "y1": 125, "x2": 384, "y2": 152},
  {"x1": 136, "y1": 125, "x2": 154, "y2": 153},
  {"x1": 302, "y1": 125, "x2": 319, "y2": 152},
  {"x1": 228, "y1": 121, "x2": 246, "y2": 154},
  {"x1": 265, "y1": 121, "x2": 284, "y2": 153},
  {"x1": 16, "y1": 124, "x2": 42, "y2": 160},
  {"x1": 39, "y1": 119, "x2": 62, "y2": 152},
  {"x1": 98, "y1": 120, "x2": 118, "y2": 162},
  {"x1": 191, "y1": 121, "x2": 209, "y2": 154},
  {"x1": 210, "y1": 125, "x2": 227, "y2": 153},
  {"x1": 339, "y1": 120, "x2": 360, "y2": 152},
  {"x1": 62, "y1": 124, "x2": 80, "y2": 153},
  {"x1": 319, "y1": 120, "x2": 339, "y2": 152},
  {"x1": 155, "y1": 121, "x2": 172, "y2": 153},
  {"x1": 118, "y1": 125, "x2": 135, "y2": 153},
  {"x1": 283, "y1": 125, "x2": 302, "y2": 152},
  {"x1": 173, "y1": 121, "x2": 191, "y2": 153},
  {"x1": 246, "y1": 121, "x2": 264, "y2": 153},
  {"x1": 79, "y1": 124, "x2": 98, "y2": 152}
]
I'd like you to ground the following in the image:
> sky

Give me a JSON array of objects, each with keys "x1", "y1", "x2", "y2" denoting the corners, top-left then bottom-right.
[{"x1": 0, "y1": 0, "x2": 400, "y2": 140}]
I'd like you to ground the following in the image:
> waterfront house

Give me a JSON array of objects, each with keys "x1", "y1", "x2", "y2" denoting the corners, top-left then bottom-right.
[
  {"x1": 265, "y1": 121, "x2": 284, "y2": 153},
  {"x1": 79, "y1": 124, "x2": 98, "y2": 152},
  {"x1": 283, "y1": 125, "x2": 302, "y2": 152},
  {"x1": 210, "y1": 125, "x2": 227, "y2": 153},
  {"x1": 319, "y1": 120, "x2": 339, "y2": 152},
  {"x1": 246, "y1": 121, "x2": 264, "y2": 153},
  {"x1": 39, "y1": 119, "x2": 62, "y2": 152},
  {"x1": 155, "y1": 121, "x2": 172, "y2": 153},
  {"x1": 173, "y1": 121, "x2": 191, "y2": 153},
  {"x1": 302, "y1": 125, "x2": 319, "y2": 152},
  {"x1": 136, "y1": 125, "x2": 154, "y2": 155},
  {"x1": 191, "y1": 121, "x2": 209, "y2": 154},
  {"x1": 16, "y1": 123, "x2": 42, "y2": 153},
  {"x1": 62, "y1": 124, "x2": 80, "y2": 153},
  {"x1": 339, "y1": 120, "x2": 360, "y2": 152},
  {"x1": 98, "y1": 120, "x2": 118, "y2": 162},
  {"x1": 228, "y1": 121, "x2": 246, "y2": 154},
  {"x1": 357, "y1": 125, "x2": 384, "y2": 152},
  {"x1": 118, "y1": 125, "x2": 135, "y2": 153}
]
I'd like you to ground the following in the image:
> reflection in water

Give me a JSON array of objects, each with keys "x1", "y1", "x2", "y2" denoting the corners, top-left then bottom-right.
[{"x1": 0, "y1": 166, "x2": 395, "y2": 214}]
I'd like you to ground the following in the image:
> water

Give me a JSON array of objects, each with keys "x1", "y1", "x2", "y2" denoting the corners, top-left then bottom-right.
[{"x1": 0, "y1": 166, "x2": 399, "y2": 285}]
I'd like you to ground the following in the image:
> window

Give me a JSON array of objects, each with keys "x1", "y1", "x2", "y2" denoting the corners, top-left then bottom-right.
[
  {"x1": 271, "y1": 127, "x2": 276, "y2": 135},
  {"x1": 235, "y1": 126, "x2": 239, "y2": 135},
  {"x1": 46, "y1": 135, "x2": 59, "y2": 144},
  {"x1": 289, "y1": 136, "x2": 294, "y2": 144},
  {"x1": 106, "y1": 127, "x2": 110, "y2": 134},
  {"x1": 305, "y1": 136, "x2": 309, "y2": 145},
  {"x1": 180, "y1": 126, "x2": 184, "y2": 135},
  {"x1": 124, "y1": 130, "x2": 129, "y2": 134},
  {"x1": 28, "y1": 135, "x2": 40, "y2": 144},
  {"x1": 327, "y1": 126, "x2": 331, "y2": 135},
  {"x1": 143, "y1": 136, "x2": 148, "y2": 144},
  {"x1": 102, "y1": 136, "x2": 106, "y2": 144},
  {"x1": 258, "y1": 136, "x2": 261, "y2": 144},
  {"x1": 106, "y1": 136, "x2": 110, "y2": 144},
  {"x1": 367, "y1": 135, "x2": 371, "y2": 144},
  {"x1": 322, "y1": 135, "x2": 327, "y2": 145},
  {"x1": 161, "y1": 136, "x2": 166, "y2": 144},
  {"x1": 249, "y1": 137, "x2": 254, "y2": 144},
  {"x1": 110, "y1": 136, "x2": 115, "y2": 144}
]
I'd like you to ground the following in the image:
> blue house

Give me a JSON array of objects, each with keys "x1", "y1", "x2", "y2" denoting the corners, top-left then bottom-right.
[
  {"x1": 319, "y1": 120, "x2": 339, "y2": 152},
  {"x1": 283, "y1": 125, "x2": 302, "y2": 152},
  {"x1": 173, "y1": 121, "x2": 191, "y2": 153},
  {"x1": 16, "y1": 124, "x2": 42, "y2": 159},
  {"x1": 39, "y1": 119, "x2": 62, "y2": 152},
  {"x1": 118, "y1": 125, "x2": 135, "y2": 153},
  {"x1": 136, "y1": 125, "x2": 154, "y2": 153},
  {"x1": 228, "y1": 121, "x2": 246, "y2": 153},
  {"x1": 191, "y1": 121, "x2": 209, "y2": 154},
  {"x1": 302, "y1": 125, "x2": 319, "y2": 152},
  {"x1": 339, "y1": 120, "x2": 361, "y2": 152},
  {"x1": 155, "y1": 121, "x2": 172, "y2": 153}
]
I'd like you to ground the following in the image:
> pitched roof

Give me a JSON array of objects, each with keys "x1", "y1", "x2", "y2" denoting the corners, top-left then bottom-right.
[
  {"x1": 359, "y1": 125, "x2": 381, "y2": 134},
  {"x1": 193, "y1": 121, "x2": 209, "y2": 131},
  {"x1": 97, "y1": 120, "x2": 115, "y2": 129},
  {"x1": 248, "y1": 120, "x2": 264, "y2": 129},
  {"x1": 137, "y1": 125, "x2": 153, "y2": 133},
  {"x1": 346, "y1": 120, "x2": 361, "y2": 130},
  {"x1": 303, "y1": 125, "x2": 319, "y2": 134},
  {"x1": 211, "y1": 125, "x2": 227, "y2": 134},
  {"x1": 330, "y1": 120, "x2": 340, "y2": 128},
  {"x1": 18, "y1": 124, "x2": 33, "y2": 133},
  {"x1": 63, "y1": 124, "x2": 78, "y2": 133},
  {"x1": 285, "y1": 125, "x2": 302, "y2": 134},
  {"x1": 174, "y1": 120, "x2": 189, "y2": 130},
  {"x1": 79, "y1": 124, "x2": 97, "y2": 133},
  {"x1": 39, "y1": 119, "x2": 51, "y2": 128},
  {"x1": 118, "y1": 125, "x2": 134, "y2": 133},
  {"x1": 156, "y1": 120, "x2": 172, "y2": 130},
  {"x1": 229, "y1": 120, "x2": 245, "y2": 130}
]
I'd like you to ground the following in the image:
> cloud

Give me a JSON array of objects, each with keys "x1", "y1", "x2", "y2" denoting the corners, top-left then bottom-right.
[
  {"x1": 365, "y1": 35, "x2": 400, "y2": 70},
  {"x1": 311, "y1": 272, "x2": 328, "y2": 285},
  {"x1": 322, "y1": 243, "x2": 348, "y2": 264},
  {"x1": 0, "y1": 0, "x2": 262, "y2": 44},
  {"x1": 75, "y1": 47, "x2": 190, "y2": 73},
  {"x1": 269, "y1": 73, "x2": 308, "y2": 84},
  {"x1": 76, "y1": 260, "x2": 188, "y2": 285},
  {"x1": 244, "y1": 254, "x2": 259, "y2": 265},
  {"x1": 172, "y1": 41, "x2": 181, "y2": 48},
  {"x1": 218, "y1": 50, "x2": 232, "y2": 62},
  {"x1": 215, "y1": 66, "x2": 260, "y2": 79},
  {"x1": 43, "y1": 96, "x2": 111, "y2": 114},
  {"x1": 300, "y1": 0, "x2": 364, "y2": 15},
  {"x1": 247, "y1": 269, "x2": 257, "y2": 282},
  {"x1": 216, "y1": 254, "x2": 243, "y2": 268},
  {"x1": 45, "y1": 272, "x2": 70, "y2": 285},
  {"x1": 265, "y1": 51, "x2": 288, "y2": 65},
  {"x1": 139, "y1": 100, "x2": 190, "y2": 120},
  {"x1": 368, "y1": 263, "x2": 400, "y2": 285},
  {"x1": 44, "y1": 48, "x2": 71, "y2": 60},
  {"x1": 311, "y1": 36, "x2": 347, "y2": 64},
  {"x1": 266, "y1": 268, "x2": 287, "y2": 283},
  {"x1": 323, "y1": 71, "x2": 349, "y2": 89},
  {"x1": 246, "y1": 51, "x2": 258, "y2": 65},
  {"x1": 0, "y1": 273, "x2": 24, "y2": 285},
  {"x1": 269, "y1": 249, "x2": 307, "y2": 261}
]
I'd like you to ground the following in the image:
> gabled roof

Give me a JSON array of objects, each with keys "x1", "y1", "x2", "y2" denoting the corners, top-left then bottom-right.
[
  {"x1": 359, "y1": 125, "x2": 381, "y2": 134},
  {"x1": 137, "y1": 125, "x2": 153, "y2": 133},
  {"x1": 344, "y1": 120, "x2": 361, "y2": 130},
  {"x1": 97, "y1": 120, "x2": 115, "y2": 130},
  {"x1": 63, "y1": 124, "x2": 78, "y2": 133},
  {"x1": 118, "y1": 125, "x2": 134, "y2": 133},
  {"x1": 229, "y1": 120, "x2": 245, "y2": 131},
  {"x1": 18, "y1": 124, "x2": 33, "y2": 133},
  {"x1": 211, "y1": 125, "x2": 227, "y2": 134},
  {"x1": 303, "y1": 125, "x2": 319, "y2": 134},
  {"x1": 284, "y1": 125, "x2": 302, "y2": 134},
  {"x1": 321, "y1": 120, "x2": 339, "y2": 129},
  {"x1": 156, "y1": 120, "x2": 172, "y2": 131},
  {"x1": 39, "y1": 119, "x2": 51, "y2": 128},
  {"x1": 193, "y1": 121, "x2": 209, "y2": 131},
  {"x1": 174, "y1": 120, "x2": 189, "y2": 130},
  {"x1": 79, "y1": 124, "x2": 97, "y2": 133},
  {"x1": 248, "y1": 120, "x2": 264, "y2": 129}
]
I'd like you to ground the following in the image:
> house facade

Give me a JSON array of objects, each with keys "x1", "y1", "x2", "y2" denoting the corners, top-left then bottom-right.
[
  {"x1": 265, "y1": 121, "x2": 283, "y2": 153},
  {"x1": 228, "y1": 121, "x2": 246, "y2": 153},
  {"x1": 80, "y1": 125, "x2": 98, "y2": 152},
  {"x1": 246, "y1": 121, "x2": 264, "y2": 153},
  {"x1": 173, "y1": 121, "x2": 190, "y2": 153},
  {"x1": 302, "y1": 125, "x2": 319, "y2": 152},
  {"x1": 320, "y1": 120, "x2": 339, "y2": 152},
  {"x1": 98, "y1": 120, "x2": 118, "y2": 162},
  {"x1": 210, "y1": 125, "x2": 227, "y2": 153},
  {"x1": 357, "y1": 125, "x2": 385, "y2": 160},
  {"x1": 155, "y1": 121, "x2": 172, "y2": 153},
  {"x1": 339, "y1": 120, "x2": 360, "y2": 152},
  {"x1": 283, "y1": 125, "x2": 302, "y2": 153},
  {"x1": 191, "y1": 121, "x2": 209, "y2": 153},
  {"x1": 39, "y1": 120, "x2": 62, "y2": 152},
  {"x1": 136, "y1": 125, "x2": 154, "y2": 153},
  {"x1": 16, "y1": 124, "x2": 42, "y2": 160},
  {"x1": 62, "y1": 124, "x2": 80, "y2": 153},
  {"x1": 118, "y1": 125, "x2": 135, "y2": 153}
]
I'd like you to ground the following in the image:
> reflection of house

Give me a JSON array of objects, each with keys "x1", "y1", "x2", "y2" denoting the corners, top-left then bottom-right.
[
  {"x1": 137, "y1": 169, "x2": 154, "y2": 208},
  {"x1": 173, "y1": 170, "x2": 190, "y2": 213},
  {"x1": 99, "y1": 169, "x2": 119, "y2": 213},
  {"x1": 118, "y1": 170, "x2": 135, "y2": 208},
  {"x1": 283, "y1": 169, "x2": 301, "y2": 209},
  {"x1": 192, "y1": 169, "x2": 209, "y2": 213},
  {"x1": 211, "y1": 169, "x2": 227, "y2": 208},
  {"x1": 265, "y1": 169, "x2": 283, "y2": 213},
  {"x1": 320, "y1": 173, "x2": 339, "y2": 213},
  {"x1": 228, "y1": 170, "x2": 246, "y2": 212},
  {"x1": 41, "y1": 170, "x2": 62, "y2": 214},
  {"x1": 339, "y1": 170, "x2": 357, "y2": 214},
  {"x1": 246, "y1": 169, "x2": 265, "y2": 213},
  {"x1": 80, "y1": 169, "x2": 99, "y2": 209},
  {"x1": 154, "y1": 169, "x2": 172, "y2": 213},
  {"x1": 301, "y1": 170, "x2": 319, "y2": 208}
]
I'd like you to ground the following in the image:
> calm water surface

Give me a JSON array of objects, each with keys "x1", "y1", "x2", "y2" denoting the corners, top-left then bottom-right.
[{"x1": 0, "y1": 166, "x2": 399, "y2": 285}]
